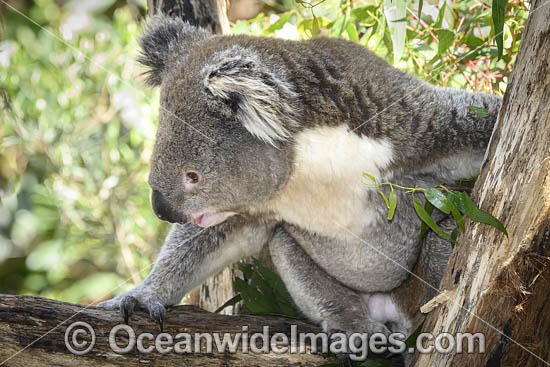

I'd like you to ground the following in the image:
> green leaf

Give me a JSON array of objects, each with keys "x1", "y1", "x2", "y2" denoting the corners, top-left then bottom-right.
[
  {"x1": 434, "y1": 1, "x2": 447, "y2": 29},
  {"x1": 237, "y1": 262, "x2": 254, "y2": 279},
  {"x1": 297, "y1": 16, "x2": 330, "y2": 36},
  {"x1": 418, "y1": 200, "x2": 434, "y2": 245},
  {"x1": 451, "y1": 227, "x2": 459, "y2": 243},
  {"x1": 253, "y1": 259, "x2": 300, "y2": 317},
  {"x1": 413, "y1": 197, "x2": 453, "y2": 243},
  {"x1": 384, "y1": 0, "x2": 407, "y2": 63},
  {"x1": 424, "y1": 188, "x2": 452, "y2": 214},
  {"x1": 460, "y1": 192, "x2": 508, "y2": 236},
  {"x1": 346, "y1": 22, "x2": 359, "y2": 42},
  {"x1": 349, "y1": 5, "x2": 376, "y2": 23},
  {"x1": 312, "y1": 16, "x2": 320, "y2": 36},
  {"x1": 214, "y1": 294, "x2": 242, "y2": 313},
  {"x1": 467, "y1": 106, "x2": 490, "y2": 118},
  {"x1": 234, "y1": 277, "x2": 271, "y2": 314},
  {"x1": 363, "y1": 172, "x2": 377, "y2": 183},
  {"x1": 378, "y1": 189, "x2": 390, "y2": 208},
  {"x1": 450, "y1": 205, "x2": 465, "y2": 232},
  {"x1": 463, "y1": 34, "x2": 484, "y2": 48},
  {"x1": 330, "y1": 14, "x2": 348, "y2": 37},
  {"x1": 436, "y1": 29, "x2": 455, "y2": 55},
  {"x1": 492, "y1": 0, "x2": 508, "y2": 59},
  {"x1": 417, "y1": 0, "x2": 423, "y2": 23},
  {"x1": 391, "y1": 17, "x2": 407, "y2": 22},
  {"x1": 263, "y1": 12, "x2": 293, "y2": 35},
  {"x1": 447, "y1": 191, "x2": 467, "y2": 214},
  {"x1": 234, "y1": 260, "x2": 302, "y2": 319},
  {"x1": 405, "y1": 320, "x2": 425, "y2": 348},
  {"x1": 388, "y1": 188, "x2": 397, "y2": 220}
]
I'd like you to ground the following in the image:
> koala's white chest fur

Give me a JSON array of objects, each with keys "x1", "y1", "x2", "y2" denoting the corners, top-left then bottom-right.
[{"x1": 260, "y1": 125, "x2": 394, "y2": 237}]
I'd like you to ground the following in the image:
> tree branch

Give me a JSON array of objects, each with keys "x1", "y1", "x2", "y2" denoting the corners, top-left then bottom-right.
[{"x1": 0, "y1": 294, "x2": 330, "y2": 366}]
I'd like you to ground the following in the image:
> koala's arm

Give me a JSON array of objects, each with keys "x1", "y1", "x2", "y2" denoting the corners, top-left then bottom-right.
[
  {"x1": 405, "y1": 87, "x2": 502, "y2": 182},
  {"x1": 99, "y1": 217, "x2": 272, "y2": 325}
]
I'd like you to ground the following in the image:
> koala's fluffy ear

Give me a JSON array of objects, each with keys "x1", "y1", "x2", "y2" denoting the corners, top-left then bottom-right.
[
  {"x1": 202, "y1": 46, "x2": 299, "y2": 146},
  {"x1": 138, "y1": 15, "x2": 210, "y2": 87}
]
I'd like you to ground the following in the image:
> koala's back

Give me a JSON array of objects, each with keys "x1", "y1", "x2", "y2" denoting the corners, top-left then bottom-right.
[{"x1": 188, "y1": 34, "x2": 423, "y2": 133}]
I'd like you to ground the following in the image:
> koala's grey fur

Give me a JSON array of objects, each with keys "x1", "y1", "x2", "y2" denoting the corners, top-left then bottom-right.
[{"x1": 100, "y1": 15, "x2": 501, "y2": 365}]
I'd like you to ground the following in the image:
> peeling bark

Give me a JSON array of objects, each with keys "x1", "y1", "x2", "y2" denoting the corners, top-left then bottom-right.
[{"x1": 412, "y1": 1, "x2": 550, "y2": 365}]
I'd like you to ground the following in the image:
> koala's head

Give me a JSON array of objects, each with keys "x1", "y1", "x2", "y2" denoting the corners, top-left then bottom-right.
[{"x1": 138, "y1": 16, "x2": 298, "y2": 227}]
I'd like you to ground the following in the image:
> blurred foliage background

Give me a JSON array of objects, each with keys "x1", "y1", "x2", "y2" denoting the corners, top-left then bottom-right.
[{"x1": 0, "y1": 0, "x2": 528, "y2": 304}]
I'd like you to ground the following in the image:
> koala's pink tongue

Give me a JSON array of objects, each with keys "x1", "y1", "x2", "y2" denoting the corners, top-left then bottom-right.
[{"x1": 193, "y1": 212, "x2": 232, "y2": 227}]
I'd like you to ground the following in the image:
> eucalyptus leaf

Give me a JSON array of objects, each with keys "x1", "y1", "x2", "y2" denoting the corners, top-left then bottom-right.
[
  {"x1": 450, "y1": 205, "x2": 465, "y2": 232},
  {"x1": 434, "y1": 1, "x2": 447, "y2": 29},
  {"x1": 436, "y1": 29, "x2": 455, "y2": 55},
  {"x1": 460, "y1": 192, "x2": 508, "y2": 236},
  {"x1": 424, "y1": 188, "x2": 452, "y2": 214},
  {"x1": 492, "y1": 0, "x2": 508, "y2": 59},
  {"x1": 263, "y1": 12, "x2": 293, "y2": 35},
  {"x1": 214, "y1": 294, "x2": 242, "y2": 313},
  {"x1": 418, "y1": 200, "x2": 435, "y2": 245},
  {"x1": 378, "y1": 189, "x2": 390, "y2": 209},
  {"x1": 467, "y1": 106, "x2": 490, "y2": 118},
  {"x1": 346, "y1": 23, "x2": 359, "y2": 42},
  {"x1": 446, "y1": 191, "x2": 467, "y2": 214},
  {"x1": 388, "y1": 188, "x2": 397, "y2": 220},
  {"x1": 405, "y1": 320, "x2": 425, "y2": 348},
  {"x1": 363, "y1": 173, "x2": 377, "y2": 183},
  {"x1": 413, "y1": 197, "x2": 453, "y2": 243},
  {"x1": 451, "y1": 227, "x2": 459, "y2": 243}
]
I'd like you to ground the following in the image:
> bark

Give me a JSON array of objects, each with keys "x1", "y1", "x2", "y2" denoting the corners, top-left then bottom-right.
[
  {"x1": 146, "y1": 0, "x2": 230, "y2": 34},
  {"x1": 412, "y1": 1, "x2": 550, "y2": 365},
  {"x1": 0, "y1": 294, "x2": 330, "y2": 367}
]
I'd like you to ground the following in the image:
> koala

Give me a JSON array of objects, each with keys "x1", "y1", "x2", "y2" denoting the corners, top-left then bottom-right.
[{"x1": 99, "y1": 15, "x2": 501, "y2": 365}]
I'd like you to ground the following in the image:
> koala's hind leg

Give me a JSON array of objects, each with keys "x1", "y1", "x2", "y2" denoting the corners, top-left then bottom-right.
[
  {"x1": 99, "y1": 216, "x2": 273, "y2": 329},
  {"x1": 379, "y1": 219, "x2": 454, "y2": 365},
  {"x1": 269, "y1": 226, "x2": 390, "y2": 365}
]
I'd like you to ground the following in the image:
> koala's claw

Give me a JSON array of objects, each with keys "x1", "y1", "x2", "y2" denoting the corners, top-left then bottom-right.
[
  {"x1": 147, "y1": 301, "x2": 166, "y2": 332},
  {"x1": 120, "y1": 295, "x2": 137, "y2": 325},
  {"x1": 98, "y1": 293, "x2": 168, "y2": 330}
]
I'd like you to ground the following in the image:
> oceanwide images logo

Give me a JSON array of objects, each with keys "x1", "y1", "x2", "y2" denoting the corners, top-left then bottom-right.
[{"x1": 64, "y1": 321, "x2": 485, "y2": 359}]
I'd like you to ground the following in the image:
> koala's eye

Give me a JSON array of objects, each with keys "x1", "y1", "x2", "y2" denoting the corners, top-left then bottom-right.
[{"x1": 185, "y1": 171, "x2": 200, "y2": 184}]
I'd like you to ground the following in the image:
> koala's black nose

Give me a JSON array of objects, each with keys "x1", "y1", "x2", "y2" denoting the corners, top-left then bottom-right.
[{"x1": 151, "y1": 190, "x2": 186, "y2": 224}]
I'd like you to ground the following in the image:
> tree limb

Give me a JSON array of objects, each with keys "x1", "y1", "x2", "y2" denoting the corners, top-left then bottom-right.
[{"x1": 0, "y1": 294, "x2": 330, "y2": 367}]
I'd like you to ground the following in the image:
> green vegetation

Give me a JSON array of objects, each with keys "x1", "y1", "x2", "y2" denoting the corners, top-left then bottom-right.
[{"x1": 0, "y1": 0, "x2": 528, "y2": 304}]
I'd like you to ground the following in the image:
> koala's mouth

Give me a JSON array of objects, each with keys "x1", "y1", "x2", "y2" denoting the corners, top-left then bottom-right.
[{"x1": 191, "y1": 212, "x2": 236, "y2": 227}]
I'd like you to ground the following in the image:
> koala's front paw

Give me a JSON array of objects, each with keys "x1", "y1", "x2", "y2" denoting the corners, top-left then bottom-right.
[{"x1": 98, "y1": 291, "x2": 167, "y2": 331}]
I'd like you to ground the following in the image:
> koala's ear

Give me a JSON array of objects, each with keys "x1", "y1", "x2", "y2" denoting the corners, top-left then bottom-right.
[
  {"x1": 137, "y1": 15, "x2": 210, "y2": 87},
  {"x1": 202, "y1": 46, "x2": 299, "y2": 146}
]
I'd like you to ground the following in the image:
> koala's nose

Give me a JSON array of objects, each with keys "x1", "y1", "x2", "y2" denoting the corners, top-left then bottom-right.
[{"x1": 151, "y1": 190, "x2": 187, "y2": 224}]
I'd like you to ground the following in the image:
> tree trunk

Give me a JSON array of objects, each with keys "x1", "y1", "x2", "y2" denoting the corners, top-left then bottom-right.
[
  {"x1": 412, "y1": 1, "x2": 550, "y2": 365},
  {"x1": 0, "y1": 294, "x2": 330, "y2": 366},
  {"x1": 146, "y1": 0, "x2": 230, "y2": 34}
]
